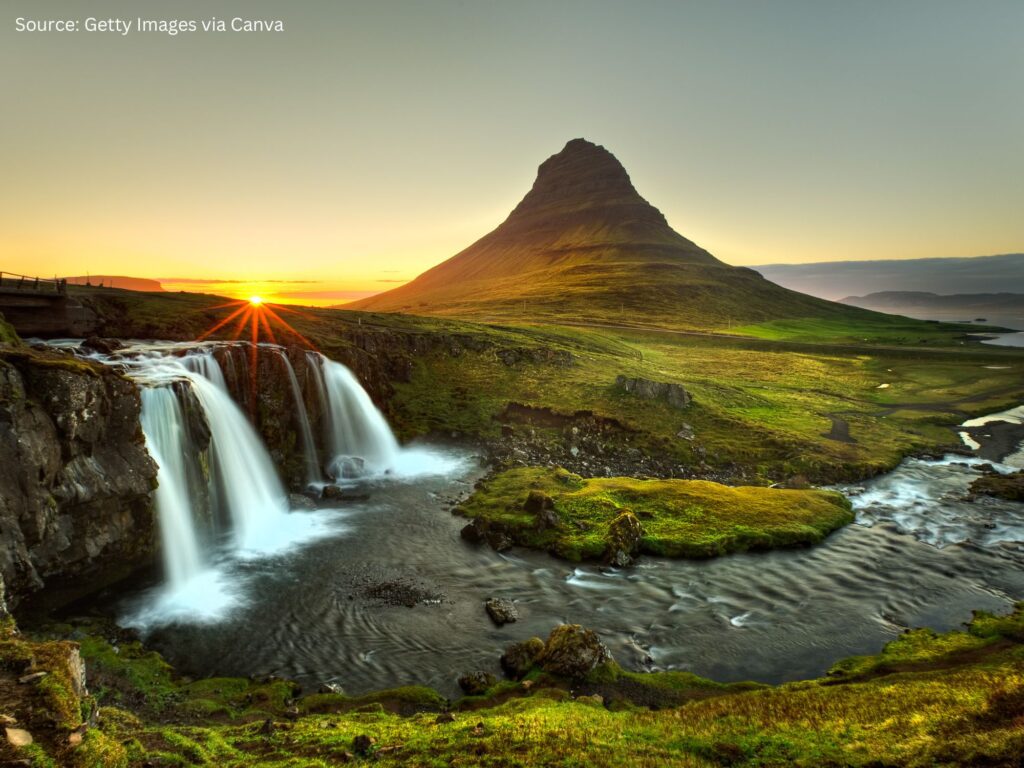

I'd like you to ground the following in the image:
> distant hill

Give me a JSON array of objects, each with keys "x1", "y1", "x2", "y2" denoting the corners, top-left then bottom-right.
[
  {"x1": 64, "y1": 275, "x2": 165, "y2": 292},
  {"x1": 348, "y1": 139, "x2": 878, "y2": 330},
  {"x1": 840, "y1": 291, "x2": 1024, "y2": 330},
  {"x1": 753, "y1": 254, "x2": 1024, "y2": 301}
]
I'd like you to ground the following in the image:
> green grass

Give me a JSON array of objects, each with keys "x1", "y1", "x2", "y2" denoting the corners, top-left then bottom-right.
[
  {"x1": 730, "y1": 315, "x2": 1008, "y2": 345},
  {"x1": 68, "y1": 285, "x2": 1024, "y2": 485},
  {"x1": 8, "y1": 606, "x2": 1024, "y2": 767},
  {"x1": 457, "y1": 467, "x2": 854, "y2": 560}
]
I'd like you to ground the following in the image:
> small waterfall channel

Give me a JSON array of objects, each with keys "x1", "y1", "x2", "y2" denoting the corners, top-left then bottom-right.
[{"x1": 80, "y1": 340, "x2": 418, "y2": 622}]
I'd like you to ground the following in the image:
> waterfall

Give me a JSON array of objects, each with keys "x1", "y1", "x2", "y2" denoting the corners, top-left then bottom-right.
[
  {"x1": 185, "y1": 372, "x2": 290, "y2": 551},
  {"x1": 139, "y1": 387, "x2": 204, "y2": 587},
  {"x1": 80, "y1": 341, "x2": 414, "y2": 599},
  {"x1": 183, "y1": 351, "x2": 227, "y2": 390},
  {"x1": 277, "y1": 349, "x2": 321, "y2": 487},
  {"x1": 307, "y1": 352, "x2": 401, "y2": 478}
]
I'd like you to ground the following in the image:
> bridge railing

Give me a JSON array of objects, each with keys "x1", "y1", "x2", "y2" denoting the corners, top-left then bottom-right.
[{"x1": 0, "y1": 272, "x2": 67, "y2": 295}]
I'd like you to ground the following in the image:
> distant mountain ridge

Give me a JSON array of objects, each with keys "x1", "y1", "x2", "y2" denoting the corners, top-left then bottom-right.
[
  {"x1": 840, "y1": 292, "x2": 1024, "y2": 331},
  {"x1": 64, "y1": 275, "x2": 165, "y2": 292},
  {"x1": 754, "y1": 254, "x2": 1024, "y2": 301},
  {"x1": 348, "y1": 139, "x2": 875, "y2": 329}
]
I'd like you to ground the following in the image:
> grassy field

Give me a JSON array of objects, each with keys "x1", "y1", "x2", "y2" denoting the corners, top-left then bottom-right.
[
  {"x1": 4, "y1": 605, "x2": 1023, "y2": 767},
  {"x1": 65, "y1": 286, "x2": 1024, "y2": 483},
  {"x1": 457, "y1": 467, "x2": 853, "y2": 560}
]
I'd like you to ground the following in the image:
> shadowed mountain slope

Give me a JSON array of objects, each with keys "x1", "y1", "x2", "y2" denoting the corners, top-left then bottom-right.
[{"x1": 348, "y1": 139, "x2": 877, "y2": 330}]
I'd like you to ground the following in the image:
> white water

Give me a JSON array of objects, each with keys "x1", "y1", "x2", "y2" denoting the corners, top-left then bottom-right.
[
  {"x1": 68, "y1": 340, "x2": 466, "y2": 627},
  {"x1": 138, "y1": 387, "x2": 204, "y2": 587},
  {"x1": 308, "y1": 353, "x2": 401, "y2": 478},
  {"x1": 185, "y1": 372, "x2": 293, "y2": 553}
]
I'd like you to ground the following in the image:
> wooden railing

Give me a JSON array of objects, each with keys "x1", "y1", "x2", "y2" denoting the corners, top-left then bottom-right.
[{"x1": 0, "y1": 272, "x2": 67, "y2": 295}]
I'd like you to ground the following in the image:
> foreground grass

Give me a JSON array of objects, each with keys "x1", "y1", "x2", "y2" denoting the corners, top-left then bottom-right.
[
  {"x1": 4, "y1": 606, "x2": 1023, "y2": 767},
  {"x1": 457, "y1": 467, "x2": 853, "y2": 561}
]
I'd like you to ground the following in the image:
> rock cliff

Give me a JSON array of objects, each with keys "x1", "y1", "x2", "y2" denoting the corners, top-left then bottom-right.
[{"x1": 0, "y1": 347, "x2": 157, "y2": 609}]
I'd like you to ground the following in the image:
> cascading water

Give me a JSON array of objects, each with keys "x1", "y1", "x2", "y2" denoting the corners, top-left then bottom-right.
[
  {"x1": 138, "y1": 386, "x2": 204, "y2": 588},
  {"x1": 184, "y1": 371, "x2": 291, "y2": 552},
  {"x1": 307, "y1": 352, "x2": 401, "y2": 478},
  {"x1": 67, "y1": 339, "x2": 462, "y2": 625}
]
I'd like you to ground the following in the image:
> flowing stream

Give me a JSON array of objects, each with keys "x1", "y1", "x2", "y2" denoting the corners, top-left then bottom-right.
[{"x1": 69, "y1": 340, "x2": 1024, "y2": 698}]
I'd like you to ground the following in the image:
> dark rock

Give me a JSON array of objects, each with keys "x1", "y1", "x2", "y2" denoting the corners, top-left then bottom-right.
[
  {"x1": 80, "y1": 337, "x2": 124, "y2": 355},
  {"x1": 535, "y1": 505, "x2": 560, "y2": 531},
  {"x1": 0, "y1": 348, "x2": 158, "y2": 609},
  {"x1": 457, "y1": 671, "x2": 497, "y2": 695},
  {"x1": 484, "y1": 597, "x2": 519, "y2": 626},
  {"x1": 524, "y1": 490, "x2": 553, "y2": 513},
  {"x1": 460, "y1": 518, "x2": 514, "y2": 551},
  {"x1": 329, "y1": 456, "x2": 365, "y2": 481},
  {"x1": 352, "y1": 734, "x2": 375, "y2": 755},
  {"x1": 434, "y1": 712, "x2": 455, "y2": 724},
  {"x1": 615, "y1": 375, "x2": 691, "y2": 409},
  {"x1": 970, "y1": 470, "x2": 1024, "y2": 501},
  {"x1": 460, "y1": 518, "x2": 488, "y2": 544},
  {"x1": 538, "y1": 624, "x2": 612, "y2": 679},
  {"x1": 500, "y1": 637, "x2": 545, "y2": 679},
  {"x1": 605, "y1": 511, "x2": 644, "y2": 566}
]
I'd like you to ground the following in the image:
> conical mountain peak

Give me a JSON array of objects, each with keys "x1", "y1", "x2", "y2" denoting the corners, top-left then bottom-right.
[
  {"x1": 348, "y1": 138, "x2": 846, "y2": 330},
  {"x1": 504, "y1": 138, "x2": 667, "y2": 229}
]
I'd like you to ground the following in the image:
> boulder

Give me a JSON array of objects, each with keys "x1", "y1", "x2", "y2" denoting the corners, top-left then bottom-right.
[
  {"x1": 457, "y1": 671, "x2": 497, "y2": 695},
  {"x1": 615, "y1": 375, "x2": 691, "y2": 409},
  {"x1": 605, "y1": 511, "x2": 644, "y2": 566},
  {"x1": 484, "y1": 597, "x2": 519, "y2": 626},
  {"x1": 328, "y1": 456, "x2": 365, "y2": 481},
  {"x1": 352, "y1": 734, "x2": 375, "y2": 755},
  {"x1": 524, "y1": 490, "x2": 553, "y2": 513},
  {"x1": 538, "y1": 624, "x2": 612, "y2": 679},
  {"x1": 500, "y1": 637, "x2": 545, "y2": 679},
  {"x1": 970, "y1": 470, "x2": 1024, "y2": 501},
  {"x1": 80, "y1": 337, "x2": 124, "y2": 355},
  {"x1": 460, "y1": 519, "x2": 514, "y2": 551}
]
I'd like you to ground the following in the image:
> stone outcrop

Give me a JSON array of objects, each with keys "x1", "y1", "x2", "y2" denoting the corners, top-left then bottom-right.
[
  {"x1": 605, "y1": 511, "x2": 645, "y2": 566},
  {"x1": 615, "y1": 375, "x2": 691, "y2": 409},
  {"x1": 538, "y1": 625, "x2": 613, "y2": 679},
  {"x1": 0, "y1": 347, "x2": 157, "y2": 609}
]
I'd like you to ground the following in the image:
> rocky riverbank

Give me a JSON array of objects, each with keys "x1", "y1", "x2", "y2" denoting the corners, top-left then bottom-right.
[{"x1": 0, "y1": 346, "x2": 157, "y2": 611}]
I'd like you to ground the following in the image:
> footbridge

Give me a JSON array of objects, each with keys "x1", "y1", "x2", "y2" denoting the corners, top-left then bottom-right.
[{"x1": 0, "y1": 271, "x2": 95, "y2": 337}]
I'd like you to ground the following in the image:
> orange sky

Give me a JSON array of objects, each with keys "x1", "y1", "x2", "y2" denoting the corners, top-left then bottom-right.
[{"x1": 3, "y1": 1, "x2": 1022, "y2": 307}]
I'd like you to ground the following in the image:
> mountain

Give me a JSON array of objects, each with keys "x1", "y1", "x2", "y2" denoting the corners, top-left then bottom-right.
[
  {"x1": 347, "y1": 139, "x2": 865, "y2": 329},
  {"x1": 840, "y1": 291, "x2": 1024, "y2": 330},
  {"x1": 753, "y1": 254, "x2": 1024, "y2": 302},
  {"x1": 64, "y1": 275, "x2": 165, "y2": 292}
]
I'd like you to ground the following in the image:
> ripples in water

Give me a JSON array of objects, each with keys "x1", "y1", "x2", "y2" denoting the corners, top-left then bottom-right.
[{"x1": 90, "y1": 443, "x2": 1024, "y2": 698}]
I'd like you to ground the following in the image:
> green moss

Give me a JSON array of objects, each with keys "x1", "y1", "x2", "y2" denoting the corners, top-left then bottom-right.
[
  {"x1": 458, "y1": 467, "x2": 854, "y2": 561},
  {"x1": 6, "y1": 606, "x2": 1023, "y2": 766},
  {"x1": 0, "y1": 311, "x2": 21, "y2": 345}
]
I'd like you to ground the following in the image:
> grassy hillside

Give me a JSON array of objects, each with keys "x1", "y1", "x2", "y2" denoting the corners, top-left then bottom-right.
[
  {"x1": 68, "y1": 285, "x2": 1024, "y2": 483},
  {"x1": 4, "y1": 605, "x2": 1023, "y2": 766}
]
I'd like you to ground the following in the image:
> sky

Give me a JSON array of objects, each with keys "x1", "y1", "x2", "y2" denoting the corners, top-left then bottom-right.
[{"x1": 3, "y1": 0, "x2": 1022, "y2": 305}]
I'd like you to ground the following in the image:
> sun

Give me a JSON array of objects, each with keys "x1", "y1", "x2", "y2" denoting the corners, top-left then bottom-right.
[{"x1": 248, "y1": 295, "x2": 263, "y2": 306}]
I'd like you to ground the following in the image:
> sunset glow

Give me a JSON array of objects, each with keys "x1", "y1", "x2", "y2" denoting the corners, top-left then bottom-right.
[{"x1": 248, "y1": 295, "x2": 263, "y2": 306}]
